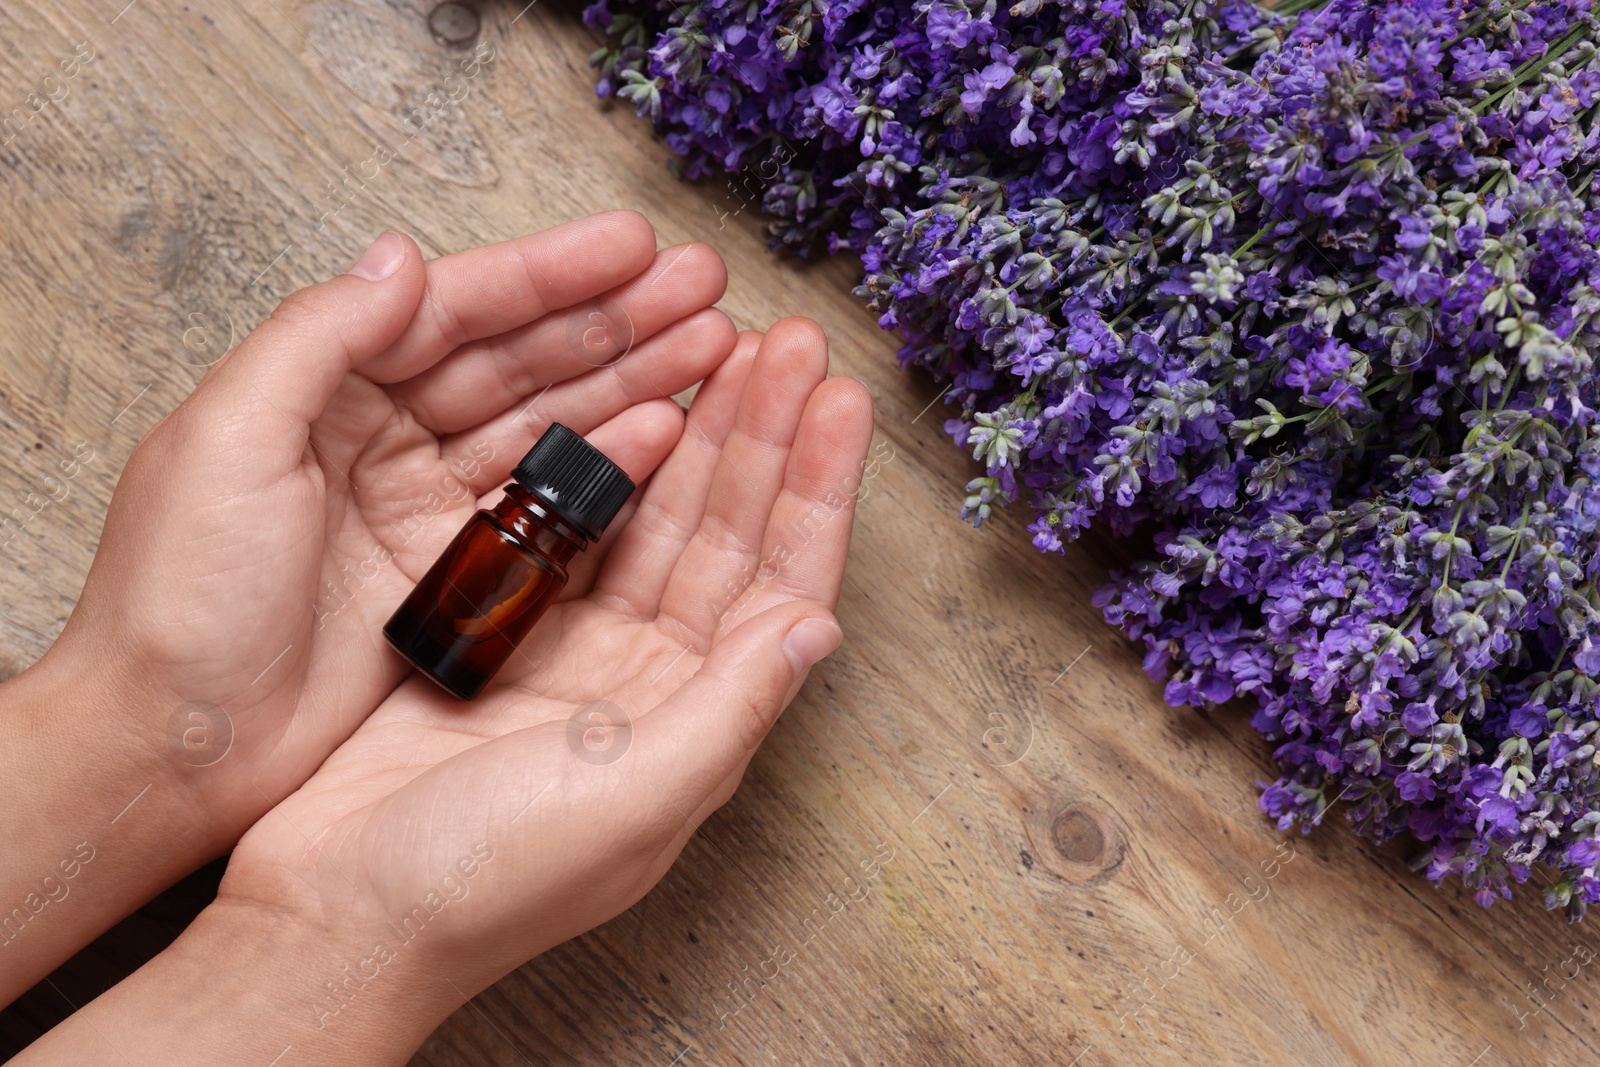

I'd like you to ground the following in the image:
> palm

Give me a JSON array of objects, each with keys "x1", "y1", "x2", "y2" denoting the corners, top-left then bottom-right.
[
  {"x1": 223, "y1": 321, "x2": 875, "y2": 973},
  {"x1": 228, "y1": 606, "x2": 704, "y2": 918},
  {"x1": 62, "y1": 216, "x2": 735, "y2": 825}
]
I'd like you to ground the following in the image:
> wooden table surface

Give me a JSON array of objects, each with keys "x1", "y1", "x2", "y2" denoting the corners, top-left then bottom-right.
[{"x1": 0, "y1": 1, "x2": 1594, "y2": 1064}]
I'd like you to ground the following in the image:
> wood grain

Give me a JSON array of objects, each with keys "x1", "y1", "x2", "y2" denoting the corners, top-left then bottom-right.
[{"x1": 0, "y1": 1, "x2": 1595, "y2": 1063}]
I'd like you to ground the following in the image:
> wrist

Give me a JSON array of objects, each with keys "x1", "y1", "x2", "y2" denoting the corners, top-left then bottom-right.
[
  {"x1": 12, "y1": 894, "x2": 457, "y2": 1066},
  {"x1": 0, "y1": 645, "x2": 219, "y2": 1004}
]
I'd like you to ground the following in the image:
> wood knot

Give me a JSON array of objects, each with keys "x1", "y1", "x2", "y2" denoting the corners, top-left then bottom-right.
[
  {"x1": 1025, "y1": 802, "x2": 1126, "y2": 886},
  {"x1": 428, "y1": 2, "x2": 480, "y2": 46},
  {"x1": 1051, "y1": 807, "x2": 1105, "y2": 863}
]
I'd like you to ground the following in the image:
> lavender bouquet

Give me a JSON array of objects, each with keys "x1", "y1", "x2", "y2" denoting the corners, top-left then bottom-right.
[{"x1": 589, "y1": 0, "x2": 1600, "y2": 916}]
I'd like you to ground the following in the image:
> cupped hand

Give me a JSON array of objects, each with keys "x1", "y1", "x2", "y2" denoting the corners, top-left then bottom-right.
[
  {"x1": 49, "y1": 211, "x2": 736, "y2": 842},
  {"x1": 218, "y1": 321, "x2": 874, "y2": 1022}
]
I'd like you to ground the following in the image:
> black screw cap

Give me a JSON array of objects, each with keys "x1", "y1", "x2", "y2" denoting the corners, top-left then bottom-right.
[{"x1": 511, "y1": 423, "x2": 635, "y2": 541}]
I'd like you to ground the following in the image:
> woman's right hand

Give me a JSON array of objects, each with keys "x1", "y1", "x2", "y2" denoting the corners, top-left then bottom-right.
[{"x1": 11, "y1": 322, "x2": 877, "y2": 1067}]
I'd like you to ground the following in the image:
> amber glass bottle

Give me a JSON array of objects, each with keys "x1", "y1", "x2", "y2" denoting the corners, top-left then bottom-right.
[{"x1": 383, "y1": 422, "x2": 634, "y2": 699}]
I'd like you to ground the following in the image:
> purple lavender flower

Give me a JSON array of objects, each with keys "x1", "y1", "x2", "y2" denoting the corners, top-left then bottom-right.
[{"x1": 591, "y1": 0, "x2": 1600, "y2": 916}]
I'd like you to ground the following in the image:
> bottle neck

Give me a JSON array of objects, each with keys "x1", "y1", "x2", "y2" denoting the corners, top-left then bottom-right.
[{"x1": 494, "y1": 483, "x2": 587, "y2": 564}]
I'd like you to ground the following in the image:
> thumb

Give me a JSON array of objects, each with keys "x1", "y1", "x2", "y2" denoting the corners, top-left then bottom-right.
[
  {"x1": 184, "y1": 231, "x2": 427, "y2": 479},
  {"x1": 632, "y1": 601, "x2": 842, "y2": 806}
]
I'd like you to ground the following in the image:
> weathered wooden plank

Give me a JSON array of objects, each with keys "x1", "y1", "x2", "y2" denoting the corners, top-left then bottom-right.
[{"x1": 1, "y1": 1, "x2": 1596, "y2": 1064}]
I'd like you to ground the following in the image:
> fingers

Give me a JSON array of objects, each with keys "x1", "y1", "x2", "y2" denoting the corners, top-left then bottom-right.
[
  {"x1": 389, "y1": 242, "x2": 728, "y2": 434},
  {"x1": 360, "y1": 210, "x2": 660, "y2": 383},
  {"x1": 629, "y1": 601, "x2": 842, "y2": 818},
  {"x1": 435, "y1": 309, "x2": 738, "y2": 495},
  {"x1": 587, "y1": 330, "x2": 763, "y2": 617},
  {"x1": 183, "y1": 231, "x2": 427, "y2": 484},
  {"x1": 717, "y1": 376, "x2": 875, "y2": 631},
  {"x1": 655, "y1": 319, "x2": 832, "y2": 642}
]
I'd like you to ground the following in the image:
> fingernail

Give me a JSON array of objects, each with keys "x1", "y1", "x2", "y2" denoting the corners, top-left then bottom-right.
[
  {"x1": 783, "y1": 615, "x2": 842, "y2": 673},
  {"x1": 346, "y1": 231, "x2": 406, "y2": 281}
]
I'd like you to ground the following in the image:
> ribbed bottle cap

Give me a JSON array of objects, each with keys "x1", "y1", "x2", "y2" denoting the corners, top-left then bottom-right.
[{"x1": 511, "y1": 423, "x2": 635, "y2": 541}]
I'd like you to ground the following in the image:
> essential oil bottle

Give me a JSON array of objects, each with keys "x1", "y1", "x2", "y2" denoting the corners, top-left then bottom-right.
[{"x1": 383, "y1": 422, "x2": 634, "y2": 699}]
